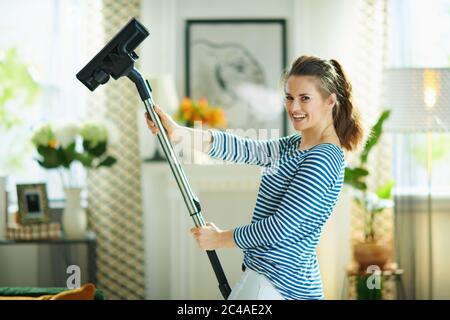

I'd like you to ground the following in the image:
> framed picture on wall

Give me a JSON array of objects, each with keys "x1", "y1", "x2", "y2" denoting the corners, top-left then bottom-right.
[
  {"x1": 16, "y1": 183, "x2": 50, "y2": 225},
  {"x1": 185, "y1": 19, "x2": 288, "y2": 136}
]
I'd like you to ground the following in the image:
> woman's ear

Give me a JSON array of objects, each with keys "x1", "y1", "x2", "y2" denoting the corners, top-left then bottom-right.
[{"x1": 328, "y1": 93, "x2": 337, "y2": 110}]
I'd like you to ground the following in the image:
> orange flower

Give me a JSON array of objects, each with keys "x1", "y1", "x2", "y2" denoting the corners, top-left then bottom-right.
[
  {"x1": 48, "y1": 139, "x2": 58, "y2": 149},
  {"x1": 181, "y1": 97, "x2": 192, "y2": 112},
  {"x1": 197, "y1": 97, "x2": 208, "y2": 108},
  {"x1": 203, "y1": 109, "x2": 213, "y2": 124},
  {"x1": 205, "y1": 108, "x2": 226, "y2": 128},
  {"x1": 177, "y1": 96, "x2": 227, "y2": 128},
  {"x1": 191, "y1": 113, "x2": 202, "y2": 122},
  {"x1": 213, "y1": 109, "x2": 227, "y2": 128},
  {"x1": 182, "y1": 108, "x2": 193, "y2": 121}
]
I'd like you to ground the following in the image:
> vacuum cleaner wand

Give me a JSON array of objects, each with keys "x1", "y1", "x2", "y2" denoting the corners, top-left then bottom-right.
[{"x1": 76, "y1": 18, "x2": 231, "y2": 299}]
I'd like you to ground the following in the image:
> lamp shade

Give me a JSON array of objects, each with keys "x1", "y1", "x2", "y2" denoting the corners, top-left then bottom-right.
[
  {"x1": 148, "y1": 74, "x2": 179, "y2": 116},
  {"x1": 383, "y1": 68, "x2": 450, "y2": 132}
]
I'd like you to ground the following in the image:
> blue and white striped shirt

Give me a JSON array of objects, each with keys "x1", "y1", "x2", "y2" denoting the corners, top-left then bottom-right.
[{"x1": 207, "y1": 130, "x2": 346, "y2": 300}]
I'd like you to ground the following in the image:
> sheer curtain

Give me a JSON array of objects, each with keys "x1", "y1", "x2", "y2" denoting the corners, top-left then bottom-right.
[
  {"x1": 389, "y1": 0, "x2": 450, "y2": 299},
  {"x1": 393, "y1": 133, "x2": 450, "y2": 299},
  {"x1": 0, "y1": 0, "x2": 98, "y2": 203}
]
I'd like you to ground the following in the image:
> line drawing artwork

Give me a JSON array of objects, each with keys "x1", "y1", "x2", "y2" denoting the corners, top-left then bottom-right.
[{"x1": 190, "y1": 39, "x2": 283, "y2": 132}]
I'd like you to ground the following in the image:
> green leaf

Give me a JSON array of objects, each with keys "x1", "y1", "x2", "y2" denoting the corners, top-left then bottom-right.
[
  {"x1": 36, "y1": 146, "x2": 60, "y2": 167},
  {"x1": 83, "y1": 140, "x2": 107, "y2": 157},
  {"x1": 74, "y1": 152, "x2": 94, "y2": 168},
  {"x1": 37, "y1": 158, "x2": 60, "y2": 169},
  {"x1": 37, "y1": 145, "x2": 52, "y2": 156},
  {"x1": 96, "y1": 155, "x2": 117, "y2": 168},
  {"x1": 55, "y1": 143, "x2": 77, "y2": 168},
  {"x1": 345, "y1": 167, "x2": 369, "y2": 179},
  {"x1": 360, "y1": 110, "x2": 391, "y2": 164},
  {"x1": 376, "y1": 180, "x2": 395, "y2": 199},
  {"x1": 348, "y1": 180, "x2": 367, "y2": 191},
  {"x1": 344, "y1": 167, "x2": 369, "y2": 191}
]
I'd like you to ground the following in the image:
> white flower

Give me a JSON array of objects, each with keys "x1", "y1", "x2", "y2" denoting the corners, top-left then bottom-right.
[
  {"x1": 363, "y1": 192, "x2": 394, "y2": 213},
  {"x1": 373, "y1": 198, "x2": 394, "y2": 212},
  {"x1": 31, "y1": 123, "x2": 55, "y2": 147},
  {"x1": 80, "y1": 119, "x2": 120, "y2": 147},
  {"x1": 54, "y1": 121, "x2": 80, "y2": 148},
  {"x1": 80, "y1": 121, "x2": 108, "y2": 147}
]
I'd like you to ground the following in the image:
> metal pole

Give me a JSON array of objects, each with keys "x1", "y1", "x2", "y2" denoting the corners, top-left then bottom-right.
[
  {"x1": 143, "y1": 98, "x2": 205, "y2": 227},
  {"x1": 426, "y1": 132, "x2": 433, "y2": 300}
]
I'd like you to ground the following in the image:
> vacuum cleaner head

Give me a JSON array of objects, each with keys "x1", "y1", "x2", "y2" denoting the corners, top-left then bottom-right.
[{"x1": 76, "y1": 17, "x2": 149, "y2": 91}]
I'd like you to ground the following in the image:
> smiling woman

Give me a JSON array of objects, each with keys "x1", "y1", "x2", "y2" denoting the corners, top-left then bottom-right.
[{"x1": 145, "y1": 55, "x2": 364, "y2": 300}]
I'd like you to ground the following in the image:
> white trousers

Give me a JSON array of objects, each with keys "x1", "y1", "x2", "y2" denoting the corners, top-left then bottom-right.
[{"x1": 228, "y1": 268, "x2": 285, "y2": 300}]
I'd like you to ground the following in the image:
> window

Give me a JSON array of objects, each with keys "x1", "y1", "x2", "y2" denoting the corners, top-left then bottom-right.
[
  {"x1": 0, "y1": 0, "x2": 101, "y2": 204},
  {"x1": 389, "y1": 0, "x2": 450, "y2": 196}
]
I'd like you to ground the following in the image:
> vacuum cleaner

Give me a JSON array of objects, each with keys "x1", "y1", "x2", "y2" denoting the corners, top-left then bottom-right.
[{"x1": 76, "y1": 17, "x2": 231, "y2": 299}]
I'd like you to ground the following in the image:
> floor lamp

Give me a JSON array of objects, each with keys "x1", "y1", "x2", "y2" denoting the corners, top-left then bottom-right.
[{"x1": 384, "y1": 68, "x2": 450, "y2": 299}]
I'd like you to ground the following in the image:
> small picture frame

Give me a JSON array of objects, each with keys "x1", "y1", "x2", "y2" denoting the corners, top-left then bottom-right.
[{"x1": 16, "y1": 183, "x2": 50, "y2": 225}]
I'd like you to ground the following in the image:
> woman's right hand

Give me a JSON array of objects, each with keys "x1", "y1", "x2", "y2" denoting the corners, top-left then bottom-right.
[{"x1": 144, "y1": 105, "x2": 181, "y2": 142}]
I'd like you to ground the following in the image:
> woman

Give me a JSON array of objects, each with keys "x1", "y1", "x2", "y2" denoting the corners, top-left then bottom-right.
[{"x1": 145, "y1": 55, "x2": 364, "y2": 300}]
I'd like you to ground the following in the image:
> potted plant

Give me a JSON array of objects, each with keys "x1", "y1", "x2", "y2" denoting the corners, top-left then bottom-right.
[
  {"x1": 344, "y1": 110, "x2": 394, "y2": 272},
  {"x1": 31, "y1": 120, "x2": 118, "y2": 239}
]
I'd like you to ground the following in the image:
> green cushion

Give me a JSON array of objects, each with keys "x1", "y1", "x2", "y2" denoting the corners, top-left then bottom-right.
[{"x1": 0, "y1": 286, "x2": 106, "y2": 300}]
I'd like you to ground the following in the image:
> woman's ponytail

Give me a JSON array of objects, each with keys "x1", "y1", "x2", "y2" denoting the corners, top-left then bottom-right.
[{"x1": 329, "y1": 59, "x2": 364, "y2": 152}]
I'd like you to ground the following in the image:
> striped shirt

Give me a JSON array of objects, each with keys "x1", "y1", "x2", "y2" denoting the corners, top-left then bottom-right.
[{"x1": 207, "y1": 130, "x2": 346, "y2": 300}]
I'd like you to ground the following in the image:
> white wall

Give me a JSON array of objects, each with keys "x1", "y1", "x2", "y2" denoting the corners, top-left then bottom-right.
[{"x1": 139, "y1": 0, "x2": 359, "y2": 299}]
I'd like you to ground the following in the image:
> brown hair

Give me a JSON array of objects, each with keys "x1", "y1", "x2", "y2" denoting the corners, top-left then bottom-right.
[{"x1": 284, "y1": 55, "x2": 364, "y2": 152}]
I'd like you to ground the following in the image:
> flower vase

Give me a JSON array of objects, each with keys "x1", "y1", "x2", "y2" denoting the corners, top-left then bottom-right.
[{"x1": 62, "y1": 187, "x2": 87, "y2": 239}]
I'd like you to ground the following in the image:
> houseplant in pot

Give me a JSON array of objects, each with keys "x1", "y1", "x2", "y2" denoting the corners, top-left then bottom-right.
[
  {"x1": 344, "y1": 109, "x2": 394, "y2": 271},
  {"x1": 31, "y1": 120, "x2": 118, "y2": 239},
  {"x1": 344, "y1": 110, "x2": 394, "y2": 299}
]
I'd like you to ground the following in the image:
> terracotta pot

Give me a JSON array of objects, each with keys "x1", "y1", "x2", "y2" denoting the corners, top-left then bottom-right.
[{"x1": 354, "y1": 241, "x2": 392, "y2": 272}]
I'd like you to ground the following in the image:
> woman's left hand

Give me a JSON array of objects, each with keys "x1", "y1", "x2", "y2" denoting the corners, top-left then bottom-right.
[{"x1": 190, "y1": 222, "x2": 234, "y2": 250}]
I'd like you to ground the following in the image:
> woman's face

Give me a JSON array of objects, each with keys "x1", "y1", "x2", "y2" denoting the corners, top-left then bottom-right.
[{"x1": 284, "y1": 75, "x2": 335, "y2": 132}]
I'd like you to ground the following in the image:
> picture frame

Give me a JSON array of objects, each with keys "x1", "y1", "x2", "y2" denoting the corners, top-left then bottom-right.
[
  {"x1": 185, "y1": 19, "x2": 288, "y2": 136},
  {"x1": 16, "y1": 183, "x2": 50, "y2": 225}
]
